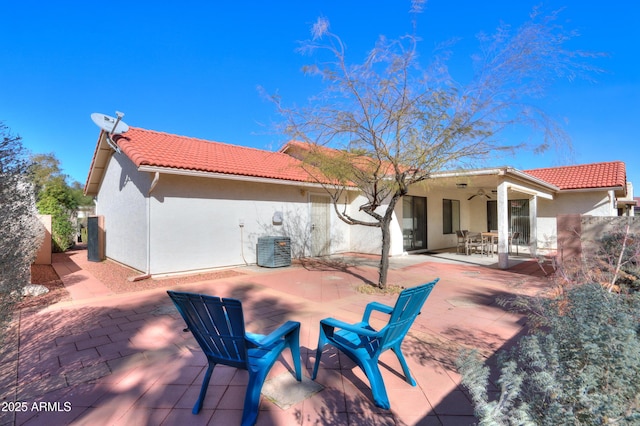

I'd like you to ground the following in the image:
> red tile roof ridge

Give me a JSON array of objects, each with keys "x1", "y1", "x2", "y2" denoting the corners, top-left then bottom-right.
[
  {"x1": 123, "y1": 126, "x2": 283, "y2": 155},
  {"x1": 111, "y1": 127, "x2": 326, "y2": 184},
  {"x1": 523, "y1": 160, "x2": 625, "y2": 173},
  {"x1": 523, "y1": 161, "x2": 626, "y2": 190}
]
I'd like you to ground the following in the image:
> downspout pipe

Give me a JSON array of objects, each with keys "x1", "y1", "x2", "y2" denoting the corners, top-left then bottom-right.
[{"x1": 128, "y1": 171, "x2": 159, "y2": 282}]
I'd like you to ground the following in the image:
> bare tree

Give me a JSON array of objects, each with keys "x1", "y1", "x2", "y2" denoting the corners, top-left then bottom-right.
[{"x1": 273, "y1": 7, "x2": 601, "y2": 288}]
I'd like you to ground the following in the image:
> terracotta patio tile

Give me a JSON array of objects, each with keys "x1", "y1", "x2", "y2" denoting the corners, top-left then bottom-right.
[
  {"x1": 431, "y1": 390, "x2": 474, "y2": 416},
  {"x1": 115, "y1": 407, "x2": 171, "y2": 425},
  {"x1": 117, "y1": 318, "x2": 148, "y2": 332},
  {"x1": 175, "y1": 384, "x2": 226, "y2": 410},
  {"x1": 107, "y1": 329, "x2": 134, "y2": 343},
  {"x1": 74, "y1": 335, "x2": 112, "y2": 351},
  {"x1": 135, "y1": 383, "x2": 189, "y2": 408},
  {"x1": 156, "y1": 365, "x2": 204, "y2": 385},
  {"x1": 95, "y1": 340, "x2": 130, "y2": 358},
  {"x1": 216, "y1": 385, "x2": 248, "y2": 410},
  {"x1": 160, "y1": 408, "x2": 214, "y2": 425},
  {"x1": 9, "y1": 249, "x2": 554, "y2": 425},
  {"x1": 15, "y1": 405, "x2": 89, "y2": 426},
  {"x1": 347, "y1": 411, "x2": 397, "y2": 425},
  {"x1": 87, "y1": 324, "x2": 121, "y2": 338},
  {"x1": 208, "y1": 409, "x2": 244, "y2": 426},
  {"x1": 65, "y1": 362, "x2": 111, "y2": 386},
  {"x1": 58, "y1": 348, "x2": 99, "y2": 367}
]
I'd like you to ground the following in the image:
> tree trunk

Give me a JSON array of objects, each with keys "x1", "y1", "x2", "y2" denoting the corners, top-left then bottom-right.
[{"x1": 377, "y1": 193, "x2": 402, "y2": 288}]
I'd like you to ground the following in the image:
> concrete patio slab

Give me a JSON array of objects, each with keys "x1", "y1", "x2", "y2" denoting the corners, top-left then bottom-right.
[{"x1": 261, "y1": 373, "x2": 324, "y2": 410}]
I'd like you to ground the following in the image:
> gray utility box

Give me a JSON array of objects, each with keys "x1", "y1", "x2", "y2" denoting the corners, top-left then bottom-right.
[{"x1": 257, "y1": 236, "x2": 291, "y2": 268}]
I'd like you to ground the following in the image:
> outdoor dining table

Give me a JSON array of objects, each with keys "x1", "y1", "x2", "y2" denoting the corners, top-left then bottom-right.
[{"x1": 481, "y1": 232, "x2": 499, "y2": 256}]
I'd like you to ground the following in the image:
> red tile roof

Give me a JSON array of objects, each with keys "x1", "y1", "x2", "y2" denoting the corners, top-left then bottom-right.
[
  {"x1": 524, "y1": 161, "x2": 627, "y2": 190},
  {"x1": 113, "y1": 127, "x2": 316, "y2": 183}
]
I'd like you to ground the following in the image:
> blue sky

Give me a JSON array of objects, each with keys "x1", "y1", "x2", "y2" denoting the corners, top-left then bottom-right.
[{"x1": 1, "y1": 1, "x2": 638, "y2": 189}]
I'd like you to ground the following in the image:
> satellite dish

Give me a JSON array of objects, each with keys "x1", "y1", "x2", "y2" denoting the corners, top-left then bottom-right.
[
  {"x1": 91, "y1": 112, "x2": 129, "y2": 134},
  {"x1": 91, "y1": 111, "x2": 129, "y2": 153}
]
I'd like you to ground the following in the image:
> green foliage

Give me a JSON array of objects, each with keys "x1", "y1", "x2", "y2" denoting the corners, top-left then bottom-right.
[
  {"x1": 458, "y1": 284, "x2": 640, "y2": 425},
  {"x1": 37, "y1": 195, "x2": 74, "y2": 252},
  {"x1": 0, "y1": 122, "x2": 45, "y2": 338},
  {"x1": 28, "y1": 152, "x2": 93, "y2": 252},
  {"x1": 70, "y1": 180, "x2": 94, "y2": 207}
]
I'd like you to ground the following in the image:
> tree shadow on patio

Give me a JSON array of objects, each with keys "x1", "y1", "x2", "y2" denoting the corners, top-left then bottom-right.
[
  {"x1": 4, "y1": 283, "x2": 302, "y2": 426},
  {"x1": 298, "y1": 257, "x2": 376, "y2": 287}
]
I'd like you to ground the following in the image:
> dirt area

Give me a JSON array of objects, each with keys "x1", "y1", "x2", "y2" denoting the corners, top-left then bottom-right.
[
  {"x1": 17, "y1": 248, "x2": 246, "y2": 311},
  {"x1": 63, "y1": 246, "x2": 247, "y2": 294},
  {"x1": 77, "y1": 255, "x2": 246, "y2": 294},
  {"x1": 17, "y1": 264, "x2": 72, "y2": 310}
]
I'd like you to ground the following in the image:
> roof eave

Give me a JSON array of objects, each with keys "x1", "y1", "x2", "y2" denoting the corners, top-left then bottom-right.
[
  {"x1": 84, "y1": 131, "x2": 114, "y2": 196},
  {"x1": 136, "y1": 165, "x2": 357, "y2": 190},
  {"x1": 432, "y1": 166, "x2": 560, "y2": 192},
  {"x1": 559, "y1": 186, "x2": 625, "y2": 193}
]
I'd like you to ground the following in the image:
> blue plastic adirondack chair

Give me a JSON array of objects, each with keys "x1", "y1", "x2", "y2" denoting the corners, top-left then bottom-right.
[
  {"x1": 311, "y1": 279, "x2": 439, "y2": 409},
  {"x1": 167, "y1": 291, "x2": 302, "y2": 426}
]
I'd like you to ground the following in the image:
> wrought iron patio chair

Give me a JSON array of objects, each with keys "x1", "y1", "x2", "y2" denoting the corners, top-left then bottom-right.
[
  {"x1": 167, "y1": 291, "x2": 301, "y2": 426},
  {"x1": 311, "y1": 279, "x2": 439, "y2": 409}
]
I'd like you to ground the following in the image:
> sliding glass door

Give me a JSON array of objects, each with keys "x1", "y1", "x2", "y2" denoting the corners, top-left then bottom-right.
[{"x1": 402, "y1": 196, "x2": 427, "y2": 251}]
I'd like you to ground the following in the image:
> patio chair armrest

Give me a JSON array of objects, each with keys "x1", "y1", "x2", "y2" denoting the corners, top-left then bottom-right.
[
  {"x1": 362, "y1": 301, "x2": 393, "y2": 323},
  {"x1": 246, "y1": 320, "x2": 300, "y2": 348},
  {"x1": 320, "y1": 317, "x2": 380, "y2": 338}
]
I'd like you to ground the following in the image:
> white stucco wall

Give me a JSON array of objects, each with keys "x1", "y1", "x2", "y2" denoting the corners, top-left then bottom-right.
[
  {"x1": 346, "y1": 185, "x2": 489, "y2": 256},
  {"x1": 95, "y1": 153, "x2": 150, "y2": 272},
  {"x1": 147, "y1": 175, "x2": 351, "y2": 275},
  {"x1": 344, "y1": 193, "x2": 386, "y2": 254}
]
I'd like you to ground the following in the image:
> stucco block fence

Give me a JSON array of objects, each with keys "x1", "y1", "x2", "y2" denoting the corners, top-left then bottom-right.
[{"x1": 557, "y1": 214, "x2": 639, "y2": 264}]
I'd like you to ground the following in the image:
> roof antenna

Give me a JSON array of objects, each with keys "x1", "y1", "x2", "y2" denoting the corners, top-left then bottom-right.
[{"x1": 91, "y1": 111, "x2": 130, "y2": 153}]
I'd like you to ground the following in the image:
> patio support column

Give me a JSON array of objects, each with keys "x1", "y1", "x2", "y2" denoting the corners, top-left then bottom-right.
[
  {"x1": 529, "y1": 195, "x2": 538, "y2": 257},
  {"x1": 497, "y1": 180, "x2": 509, "y2": 269}
]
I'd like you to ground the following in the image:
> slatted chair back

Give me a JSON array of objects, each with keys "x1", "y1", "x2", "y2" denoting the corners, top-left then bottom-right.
[
  {"x1": 168, "y1": 291, "x2": 249, "y2": 370},
  {"x1": 379, "y1": 280, "x2": 438, "y2": 350}
]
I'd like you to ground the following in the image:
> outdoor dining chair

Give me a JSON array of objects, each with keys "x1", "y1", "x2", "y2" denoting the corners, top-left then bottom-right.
[
  {"x1": 311, "y1": 279, "x2": 439, "y2": 409},
  {"x1": 167, "y1": 291, "x2": 302, "y2": 426},
  {"x1": 455, "y1": 230, "x2": 468, "y2": 254}
]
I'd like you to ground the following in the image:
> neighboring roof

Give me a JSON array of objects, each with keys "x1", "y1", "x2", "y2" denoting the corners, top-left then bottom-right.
[{"x1": 524, "y1": 161, "x2": 627, "y2": 191}]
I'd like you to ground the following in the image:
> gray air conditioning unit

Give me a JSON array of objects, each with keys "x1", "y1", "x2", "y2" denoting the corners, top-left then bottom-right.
[{"x1": 257, "y1": 236, "x2": 291, "y2": 268}]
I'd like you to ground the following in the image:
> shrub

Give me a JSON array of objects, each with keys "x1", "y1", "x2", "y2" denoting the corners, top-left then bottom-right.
[
  {"x1": 0, "y1": 123, "x2": 44, "y2": 339},
  {"x1": 36, "y1": 195, "x2": 74, "y2": 252},
  {"x1": 457, "y1": 283, "x2": 640, "y2": 425}
]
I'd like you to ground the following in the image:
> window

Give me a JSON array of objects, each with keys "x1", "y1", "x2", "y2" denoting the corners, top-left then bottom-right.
[{"x1": 443, "y1": 199, "x2": 460, "y2": 234}]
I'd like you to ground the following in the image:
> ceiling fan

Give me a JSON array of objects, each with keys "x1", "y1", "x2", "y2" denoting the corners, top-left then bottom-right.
[{"x1": 468, "y1": 189, "x2": 492, "y2": 200}]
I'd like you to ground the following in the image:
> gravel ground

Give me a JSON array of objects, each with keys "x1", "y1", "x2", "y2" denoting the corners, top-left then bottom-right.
[
  {"x1": 17, "y1": 247, "x2": 246, "y2": 311},
  {"x1": 65, "y1": 246, "x2": 246, "y2": 294}
]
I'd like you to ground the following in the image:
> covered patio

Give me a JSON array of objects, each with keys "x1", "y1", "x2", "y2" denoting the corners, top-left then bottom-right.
[{"x1": 399, "y1": 166, "x2": 558, "y2": 270}]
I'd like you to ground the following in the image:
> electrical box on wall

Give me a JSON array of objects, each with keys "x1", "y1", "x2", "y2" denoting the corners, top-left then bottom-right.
[{"x1": 272, "y1": 211, "x2": 283, "y2": 225}]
